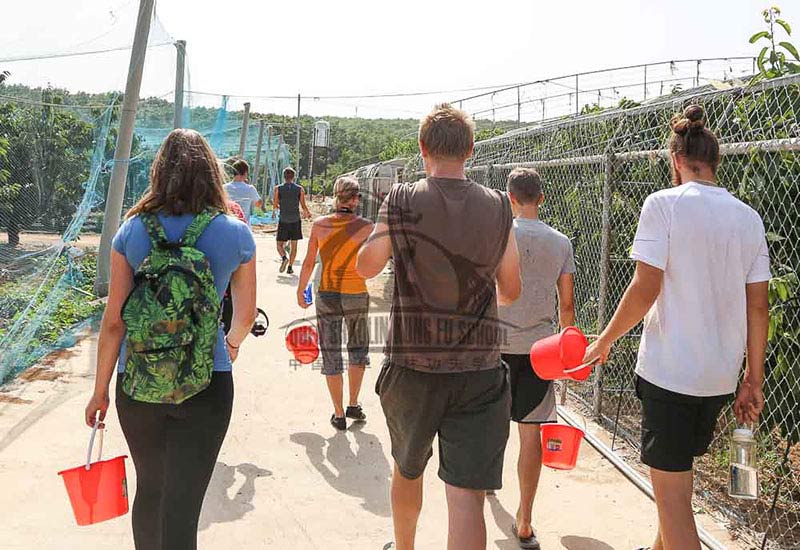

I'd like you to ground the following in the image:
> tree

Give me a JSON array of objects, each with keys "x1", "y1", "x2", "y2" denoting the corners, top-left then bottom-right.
[{"x1": 0, "y1": 89, "x2": 94, "y2": 245}]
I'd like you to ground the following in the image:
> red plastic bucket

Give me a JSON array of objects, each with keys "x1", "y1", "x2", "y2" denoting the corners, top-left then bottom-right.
[
  {"x1": 530, "y1": 326, "x2": 589, "y2": 380},
  {"x1": 541, "y1": 423, "x2": 585, "y2": 470},
  {"x1": 285, "y1": 323, "x2": 320, "y2": 364},
  {"x1": 58, "y1": 424, "x2": 128, "y2": 526}
]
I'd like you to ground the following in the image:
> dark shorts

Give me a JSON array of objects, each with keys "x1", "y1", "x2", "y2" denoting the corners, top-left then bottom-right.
[
  {"x1": 503, "y1": 354, "x2": 557, "y2": 424},
  {"x1": 277, "y1": 220, "x2": 303, "y2": 241},
  {"x1": 316, "y1": 291, "x2": 370, "y2": 375},
  {"x1": 376, "y1": 362, "x2": 511, "y2": 490},
  {"x1": 636, "y1": 375, "x2": 732, "y2": 472}
]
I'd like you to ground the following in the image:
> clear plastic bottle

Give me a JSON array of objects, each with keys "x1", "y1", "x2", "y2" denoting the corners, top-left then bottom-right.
[{"x1": 729, "y1": 427, "x2": 758, "y2": 500}]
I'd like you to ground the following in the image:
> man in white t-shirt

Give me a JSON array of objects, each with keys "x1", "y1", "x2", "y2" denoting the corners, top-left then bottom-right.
[
  {"x1": 224, "y1": 159, "x2": 262, "y2": 224},
  {"x1": 584, "y1": 105, "x2": 770, "y2": 550}
]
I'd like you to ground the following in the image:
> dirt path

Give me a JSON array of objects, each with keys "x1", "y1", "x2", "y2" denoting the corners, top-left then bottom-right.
[{"x1": 0, "y1": 232, "x2": 742, "y2": 549}]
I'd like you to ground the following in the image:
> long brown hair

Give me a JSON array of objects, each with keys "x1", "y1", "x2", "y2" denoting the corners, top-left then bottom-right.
[
  {"x1": 127, "y1": 129, "x2": 230, "y2": 218},
  {"x1": 668, "y1": 105, "x2": 720, "y2": 177}
]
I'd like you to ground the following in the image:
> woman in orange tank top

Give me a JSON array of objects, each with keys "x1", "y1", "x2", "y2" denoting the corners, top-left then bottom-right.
[{"x1": 297, "y1": 177, "x2": 374, "y2": 430}]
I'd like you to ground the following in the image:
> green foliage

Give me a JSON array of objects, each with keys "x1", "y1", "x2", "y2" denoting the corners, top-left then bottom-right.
[
  {"x1": 750, "y1": 6, "x2": 800, "y2": 81},
  {"x1": 0, "y1": 252, "x2": 102, "y2": 346},
  {"x1": 0, "y1": 88, "x2": 95, "y2": 245},
  {"x1": 0, "y1": 71, "x2": 9, "y2": 85},
  {"x1": 379, "y1": 136, "x2": 418, "y2": 162}
]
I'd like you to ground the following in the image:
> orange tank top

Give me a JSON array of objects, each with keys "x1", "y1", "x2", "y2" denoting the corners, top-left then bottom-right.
[{"x1": 317, "y1": 215, "x2": 371, "y2": 294}]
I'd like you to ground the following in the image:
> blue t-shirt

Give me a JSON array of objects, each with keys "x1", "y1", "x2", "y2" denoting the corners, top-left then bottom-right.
[
  {"x1": 112, "y1": 212, "x2": 256, "y2": 373},
  {"x1": 224, "y1": 181, "x2": 262, "y2": 223}
]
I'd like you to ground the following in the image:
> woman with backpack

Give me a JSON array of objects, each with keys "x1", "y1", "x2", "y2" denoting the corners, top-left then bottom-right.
[{"x1": 84, "y1": 129, "x2": 257, "y2": 550}]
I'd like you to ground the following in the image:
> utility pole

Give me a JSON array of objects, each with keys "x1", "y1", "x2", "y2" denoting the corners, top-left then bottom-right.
[
  {"x1": 253, "y1": 120, "x2": 265, "y2": 188},
  {"x1": 308, "y1": 138, "x2": 315, "y2": 202},
  {"x1": 238, "y1": 102, "x2": 251, "y2": 157},
  {"x1": 295, "y1": 94, "x2": 302, "y2": 187},
  {"x1": 94, "y1": 0, "x2": 155, "y2": 296},
  {"x1": 172, "y1": 40, "x2": 186, "y2": 129}
]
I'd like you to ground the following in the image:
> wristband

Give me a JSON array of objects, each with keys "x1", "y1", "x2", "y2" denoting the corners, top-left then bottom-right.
[{"x1": 225, "y1": 337, "x2": 240, "y2": 350}]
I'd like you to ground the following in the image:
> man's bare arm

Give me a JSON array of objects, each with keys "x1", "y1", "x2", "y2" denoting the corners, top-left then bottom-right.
[
  {"x1": 300, "y1": 188, "x2": 311, "y2": 219},
  {"x1": 584, "y1": 261, "x2": 663, "y2": 363},
  {"x1": 356, "y1": 197, "x2": 391, "y2": 279},
  {"x1": 556, "y1": 272, "x2": 576, "y2": 328},
  {"x1": 496, "y1": 229, "x2": 521, "y2": 306},
  {"x1": 733, "y1": 281, "x2": 769, "y2": 423}
]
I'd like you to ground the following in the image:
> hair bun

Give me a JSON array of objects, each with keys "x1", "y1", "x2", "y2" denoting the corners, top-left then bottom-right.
[
  {"x1": 670, "y1": 104, "x2": 706, "y2": 136},
  {"x1": 684, "y1": 104, "x2": 704, "y2": 123}
]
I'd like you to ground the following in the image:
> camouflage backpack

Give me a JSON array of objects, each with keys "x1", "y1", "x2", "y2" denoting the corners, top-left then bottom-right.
[{"x1": 121, "y1": 209, "x2": 221, "y2": 404}]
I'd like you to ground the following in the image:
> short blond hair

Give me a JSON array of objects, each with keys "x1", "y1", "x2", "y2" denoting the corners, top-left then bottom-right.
[
  {"x1": 418, "y1": 103, "x2": 475, "y2": 160},
  {"x1": 333, "y1": 176, "x2": 360, "y2": 207}
]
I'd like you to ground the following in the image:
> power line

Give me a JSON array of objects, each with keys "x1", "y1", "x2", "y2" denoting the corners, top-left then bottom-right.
[{"x1": 183, "y1": 82, "x2": 528, "y2": 101}]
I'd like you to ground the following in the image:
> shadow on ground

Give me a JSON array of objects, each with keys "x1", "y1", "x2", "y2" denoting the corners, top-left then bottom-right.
[
  {"x1": 290, "y1": 422, "x2": 391, "y2": 517},
  {"x1": 487, "y1": 494, "x2": 521, "y2": 550},
  {"x1": 561, "y1": 535, "x2": 615, "y2": 549},
  {"x1": 199, "y1": 461, "x2": 272, "y2": 531}
]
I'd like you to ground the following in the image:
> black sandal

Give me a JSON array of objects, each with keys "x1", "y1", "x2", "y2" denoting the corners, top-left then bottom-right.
[
  {"x1": 511, "y1": 522, "x2": 540, "y2": 550},
  {"x1": 330, "y1": 414, "x2": 346, "y2": 431}
]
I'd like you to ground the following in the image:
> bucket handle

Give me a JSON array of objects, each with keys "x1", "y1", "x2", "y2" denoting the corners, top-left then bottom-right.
[
  {"x1": 563, "y1": 358, "x2": 599, "y2": 375},
  {"x1": 85, "y1": 422, "x2": 105, "y2": 471}
]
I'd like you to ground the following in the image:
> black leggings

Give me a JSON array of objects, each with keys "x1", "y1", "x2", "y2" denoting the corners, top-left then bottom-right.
[{"x1": 116, "y1": 372, "x2": 233, "y2": 550}]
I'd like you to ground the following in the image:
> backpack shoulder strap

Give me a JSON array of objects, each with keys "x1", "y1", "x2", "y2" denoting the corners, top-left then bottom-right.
[
  {"x1": 182, "y1": 209, "x2": 221, "y2": 247},
  {"x1": 140, "y1": 213, "x2": 169, "y2": 246}
]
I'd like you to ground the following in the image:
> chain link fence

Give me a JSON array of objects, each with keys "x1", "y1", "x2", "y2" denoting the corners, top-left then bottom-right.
[{"x1": 399, "y1": 74, "x2": 800, "y2": 548}]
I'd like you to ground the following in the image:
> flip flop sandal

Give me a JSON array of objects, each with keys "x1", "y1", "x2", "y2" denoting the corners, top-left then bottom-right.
[{"x1": 511, "y1": 522, "x2": 541, "y2": 550}]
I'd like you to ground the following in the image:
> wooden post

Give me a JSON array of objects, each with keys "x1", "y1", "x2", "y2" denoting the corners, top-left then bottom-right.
[
  {"x1": 262, "y1": 125, "x2": 273, "y2": 199},
  {"x1": 238, "y1": 102, "x2": 251, "y2": 157},
  {"x1": 252, "y1": 120, "x2": 265, "y2": 189},
  {"x1": 172, "y1": 40, "x2": 186, "y2": 128}
]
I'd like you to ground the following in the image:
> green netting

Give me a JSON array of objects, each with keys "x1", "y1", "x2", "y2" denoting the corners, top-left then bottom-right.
[{"x1": 0, "y1": 97, "x2": 115, "y2": 382}]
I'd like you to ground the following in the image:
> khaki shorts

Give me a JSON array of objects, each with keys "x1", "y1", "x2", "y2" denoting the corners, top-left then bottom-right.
[{"x1": 376, "y1": 361, "x2": 511, "y2": 490}]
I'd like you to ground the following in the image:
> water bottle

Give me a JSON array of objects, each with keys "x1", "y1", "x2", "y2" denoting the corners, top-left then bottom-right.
[
  {"x1": 729, "y1": 426, "x2": 758, "y2": 500},
  {"x1": 303, "y1": 282, "x2": 313, "y2": 305}
]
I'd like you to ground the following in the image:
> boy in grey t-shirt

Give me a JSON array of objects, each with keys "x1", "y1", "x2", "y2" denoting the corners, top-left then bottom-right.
[
  {"x1": 224, "y1": 159, "x2": 262, "y2": 224},
  {"x1": 498, "y1": 168, "x2": 576, "y2": 548}
]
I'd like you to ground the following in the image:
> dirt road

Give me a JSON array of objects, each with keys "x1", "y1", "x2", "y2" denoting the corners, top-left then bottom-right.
[{"x1": 0, "y1": 232, "x2": 741, "y2": 549}]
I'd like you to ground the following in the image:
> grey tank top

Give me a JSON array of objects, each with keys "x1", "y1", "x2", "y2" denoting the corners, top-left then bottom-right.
[
  {"x1": 278, "y1": 183, "x2": 302, "y2": 223},
  {"x1": 383, "y1": 177, "x2": 513, "y2": 373}
]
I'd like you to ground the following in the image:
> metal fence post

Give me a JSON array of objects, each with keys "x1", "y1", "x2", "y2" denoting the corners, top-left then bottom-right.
[{"x1": 593, "y1": 153, "x2": 615, "y2": 418}]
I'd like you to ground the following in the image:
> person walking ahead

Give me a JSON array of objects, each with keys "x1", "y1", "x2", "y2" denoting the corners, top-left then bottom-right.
[
  {"x1": 224, "y1": 158, "x2": 262, "y2": 223},
  {"x1": 357, "y1": 103, "x2": 521, "y2": 550},
  {"x1": 273, "y1": 166, "x2": 311, "y2": 274},
  {"x1": 85, "y1": 129, "x2": 257, "y2": 550},
  {"x1": 498, "y1": 168, "x2": 576, "y2": 550},
  {"x1": 297, "y1": 176, "x2": 374, "y2": 430},
  {"x1": 584, "y1": 105, "x2": 770, "y2": 550}
]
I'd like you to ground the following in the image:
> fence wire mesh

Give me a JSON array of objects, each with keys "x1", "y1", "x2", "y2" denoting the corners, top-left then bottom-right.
[{"x1": 402, "y1": 74, "x2": 800, "y2": 548}]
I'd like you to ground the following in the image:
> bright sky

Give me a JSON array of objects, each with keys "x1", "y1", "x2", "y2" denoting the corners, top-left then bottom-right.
[{"x1": 1, "y1": 0, "x2": 796, "y2": 119}]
